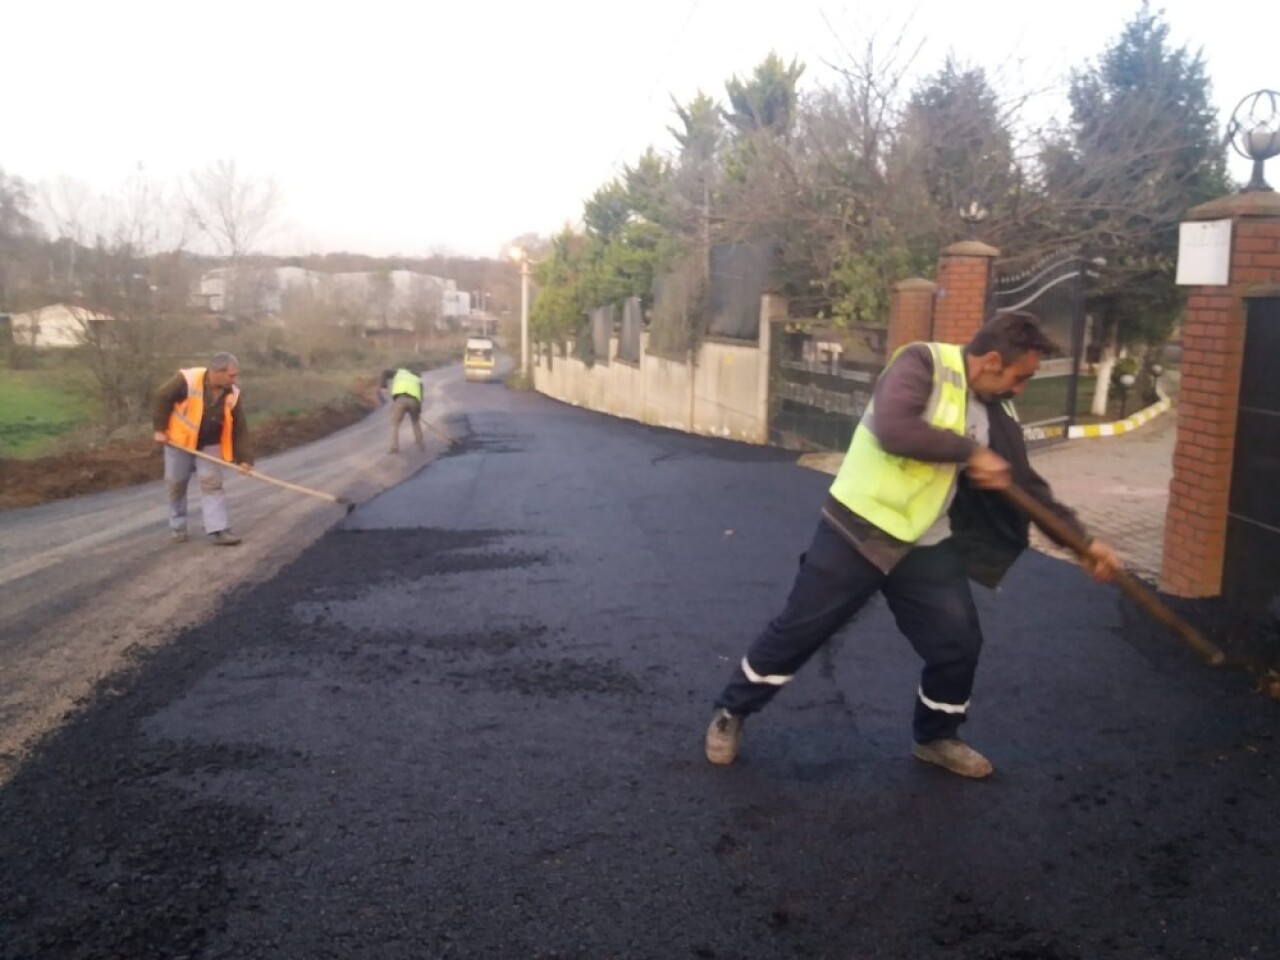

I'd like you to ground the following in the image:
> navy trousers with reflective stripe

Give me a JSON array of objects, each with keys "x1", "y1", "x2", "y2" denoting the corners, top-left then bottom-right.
[{"x1": 714, "y1": 519, "x2": 985, "y2": 743}]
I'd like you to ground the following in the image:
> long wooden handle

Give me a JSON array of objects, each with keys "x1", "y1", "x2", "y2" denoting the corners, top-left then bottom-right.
[
  {"x1": 1000, "y1": 483, "x2": 1225, "y2": 666},
  {"x1": 175, "y1": 444, "x2": 348, "y2": 505},
  {"x1": 419, "y1": 417, "x2": 458, "y2": 446}
]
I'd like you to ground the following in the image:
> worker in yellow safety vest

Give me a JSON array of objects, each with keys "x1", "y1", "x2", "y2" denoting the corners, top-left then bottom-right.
[
  {"x1": 151, "y1": 351, "x2": 253, "y2": 546},
  {"x1": 704, "y1": 313, "x2": 1121, "y2": 779},
  {"x1": 387, "y1": 367, "x2": 426, "y2": 454}
]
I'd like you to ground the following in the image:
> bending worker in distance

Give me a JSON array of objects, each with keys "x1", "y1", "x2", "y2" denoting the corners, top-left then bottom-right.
[
  {"x1": 387, "y1": 367, "x2": 426, "y2": 454},
  {"x1": 152, "y1": 351, "x2": 253, "y2": 546},
  {"x1": 705, "y1": 312, "x2": 1122, "y2": 779}
]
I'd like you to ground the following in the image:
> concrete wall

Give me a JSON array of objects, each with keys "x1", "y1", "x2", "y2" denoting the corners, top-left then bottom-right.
[
  {"x1": 533, "y1": 331, "x2": 767, "y2": 443},
  {"x1": 691, "y1": 338, "x2": 766, "y2": 439}
]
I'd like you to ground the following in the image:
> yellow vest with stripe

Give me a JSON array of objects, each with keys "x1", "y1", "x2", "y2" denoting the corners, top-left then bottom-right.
[
  {"x1": 829, "y1": 342, "x2": 968, "y2": 542},
  {"x1": 390, "y1": 368, "x2": 423, "y2": 402},
  {"x1": 166, "y1": 367, "x2": 239, "y2": 462}
]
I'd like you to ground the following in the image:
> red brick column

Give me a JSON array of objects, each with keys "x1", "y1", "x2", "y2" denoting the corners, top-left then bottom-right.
[
  {"x1": 1161, "y1": 191, "x2": 1280, "y2": 597},
  {"x1": 933, "y1": 241, "x2": 999, "y2": 346},
  {"x1": 886, "y1": 278, "x2": 937, "y2": 355}
]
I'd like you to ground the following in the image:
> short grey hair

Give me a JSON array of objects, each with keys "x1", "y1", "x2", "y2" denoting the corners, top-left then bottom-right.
[{"x1": 209, "y1": 351, "x2": 240, "y2": 372}]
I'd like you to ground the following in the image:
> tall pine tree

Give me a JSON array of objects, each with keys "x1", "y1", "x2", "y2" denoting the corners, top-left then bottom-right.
[{"x1": 1049, "y1": 2, "x2": 1229, "y2": 346}]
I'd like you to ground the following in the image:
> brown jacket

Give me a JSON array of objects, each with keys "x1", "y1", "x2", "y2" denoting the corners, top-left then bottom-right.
[{"x1": 151, "y1": 371, "x2": 253, "y2": 464}]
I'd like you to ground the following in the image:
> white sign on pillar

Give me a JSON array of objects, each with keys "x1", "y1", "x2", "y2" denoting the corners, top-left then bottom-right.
[{"x1": 1175, "y1": 219, "x2": 1232, "y2": 286}]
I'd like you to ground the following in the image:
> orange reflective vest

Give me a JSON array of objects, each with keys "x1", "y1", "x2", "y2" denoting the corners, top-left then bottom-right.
[{"x1": 166, "y1": 367, "x2": 239, "y2": 461}]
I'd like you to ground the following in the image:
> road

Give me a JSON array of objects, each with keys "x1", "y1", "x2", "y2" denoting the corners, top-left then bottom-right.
[
  {"x1": 1, "y1": 362, "x2": 1277, "y2": 959},
  {"x1": 0, "y1": 366, "x2": 459, "y2": 782}
]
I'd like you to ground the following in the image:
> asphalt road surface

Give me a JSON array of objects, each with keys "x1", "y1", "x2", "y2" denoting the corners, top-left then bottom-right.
[
  {"x1": 0, "y1": 368, "x2": 458, "y2": 780},
  {"x1": 2, "y1": 361, "x2": 1276, "y2": 959}
]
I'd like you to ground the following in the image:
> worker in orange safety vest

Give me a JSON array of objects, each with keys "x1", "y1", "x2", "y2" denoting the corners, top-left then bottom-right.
[{"x1": 151, "y1": 351, "x2": 253, "y2": 545}]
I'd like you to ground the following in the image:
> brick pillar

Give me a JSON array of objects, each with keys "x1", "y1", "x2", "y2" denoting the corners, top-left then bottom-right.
[
  {"x1": 933, "y1": 241, "x2": 999, "y2": 346},
  {"x1": 1161, "y1": 191, "x2": 1280, "y2": 597},
  {"x1": 886, "y1": 278, "x2": 937, "y2": 355}
]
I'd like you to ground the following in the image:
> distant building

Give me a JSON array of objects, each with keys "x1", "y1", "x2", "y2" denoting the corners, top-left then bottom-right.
[
  {"x1": 443, "y1": 288, "x2": 471, "y2": 321},
  {"x1": 193, "y1": 266, "x2": 463, "y2": 332},
  {"x1": 7, "y1": 303, "x2": 114, "y2": 348}
]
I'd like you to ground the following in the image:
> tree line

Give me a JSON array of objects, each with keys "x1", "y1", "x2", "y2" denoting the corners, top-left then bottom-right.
[
  {"x1": 0, "y1": 160, "x2": 508, "y2": 431},
  {"x1": 528, "y1": 5, "x2": 1230, "y2": 363},
  {"x1": 0, "y1": 6, "x2": 1234, "y2": 430}
]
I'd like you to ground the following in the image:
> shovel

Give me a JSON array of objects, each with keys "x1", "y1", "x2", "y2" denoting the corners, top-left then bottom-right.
[
  {"x1": 173, "y1": 444, "x2": 355, "y2": 514},
  {"x1": 1000, "y1": 482, "x2": 1224, "y2": 666},
  {"x1": 418, "y1": 416, "x2": 459, "y2": 446}
]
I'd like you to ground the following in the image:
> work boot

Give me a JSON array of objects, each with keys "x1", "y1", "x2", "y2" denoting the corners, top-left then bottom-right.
[
  {"x1": 705, "y1": 709, "x2": 744, "y2": 765},
  {"x1": 171, "y1": 529, "x2": 188, "y2": 543},
  {"x1": 911, "y1": 738, "x2": 993, "y2": 779},
  {"x1": 208, "y1": 530, "x2": 242, "y2": 546}
]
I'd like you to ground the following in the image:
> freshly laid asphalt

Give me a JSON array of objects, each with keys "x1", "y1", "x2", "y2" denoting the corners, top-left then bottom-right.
[{"x1": 2, "y1": 375, "x2": 1277, "y2": 959}]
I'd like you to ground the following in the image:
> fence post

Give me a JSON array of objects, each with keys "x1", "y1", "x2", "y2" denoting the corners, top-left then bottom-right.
[
  {"x1": 934, "y1": 241, "x2": 999, "y2": 345},
  {"x1": 886, "y1": 278, "x2": 937, "y2": 355},
  {"x1": 1161, "y1": 190, "x2": 1280, "y2": 598},
  {"x1": 758, "y1": 292, "x2": 787, "y2": 444}
]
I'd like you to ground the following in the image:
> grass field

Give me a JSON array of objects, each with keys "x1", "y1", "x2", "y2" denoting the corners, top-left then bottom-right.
[
  {"x1": 0, "y1": 369, "x2": 99, "y2": 458},
  {"x1": 240, "y1": 338, "x2": 467, "y2": 418},
  {"x1": 1017, "y1": 370, "x2": 1173, "y2": 426},
  {"x1": 0, "y1": 334, "x2": 472, "y2": 460},
  {"x1": 1016, "y1": 374, "x2": 1099, "y2": 425}
]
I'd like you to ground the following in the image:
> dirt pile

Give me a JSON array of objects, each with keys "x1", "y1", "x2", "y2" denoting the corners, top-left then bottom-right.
[{"x1": 0, "y1": 396, "x2": 375, "y2": 510}]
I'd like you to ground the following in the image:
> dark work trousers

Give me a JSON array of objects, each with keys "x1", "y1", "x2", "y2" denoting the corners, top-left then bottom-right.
[{"x1": 714, "y1": 518, "x2": 985, "y2": 743}]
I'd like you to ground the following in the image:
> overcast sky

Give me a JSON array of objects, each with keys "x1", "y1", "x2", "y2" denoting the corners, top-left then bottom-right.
[{"x1": 6, "y1": 0, "x2": 1274, "y2": 259}]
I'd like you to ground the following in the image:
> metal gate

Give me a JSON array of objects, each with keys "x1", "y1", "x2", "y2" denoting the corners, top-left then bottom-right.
[
  {"x1": 768, "y1": 322, "x2": 882, "y2": 451},
  {"x1": 1224, "y1": 293, "x2": 1280, "y2": 613},
  {"x1": 991, "y1": 251, "x2": 1093, "y2": 443}
]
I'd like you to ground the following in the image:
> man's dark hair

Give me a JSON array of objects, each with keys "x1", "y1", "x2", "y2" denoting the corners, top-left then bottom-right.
[
  {"x1": 966, "y1": 311, "x2": 1058, "y2": 363},
  {"x1": 209, "y1": 351, "x2": 239, "y2": 372}
]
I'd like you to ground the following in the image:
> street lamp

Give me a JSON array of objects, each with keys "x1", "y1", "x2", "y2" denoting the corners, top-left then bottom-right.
[
  {"x1": 1117, "y1": 372, "x2": 1136, "y2": 418},
  {"x1": 508, "y1": 245, "x2": 531, "y2": 380},
  {"x1": 958, "y1": 196, "x2": 989, "y2": 240}
]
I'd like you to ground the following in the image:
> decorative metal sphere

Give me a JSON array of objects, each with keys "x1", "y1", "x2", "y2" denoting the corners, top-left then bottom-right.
[
  {"x1": 1119, "y1": 374, "x2": 1136, "y2": 387},
  {"x1": 958, "y1": 196, "x2": 989, "y2": 240},
  {"x1": 1149, "y1": 364, "x2": 1163, "y2": 377},
  {"x1": 958, "y1": 199, "x2": 989, "y2": 224},
  {"x1": 1227, "y1": 90, "x2": 1280, "y2": 162},
  {"x1": 1228, "y1": 90, "x2": 1280, "y2": 192}
]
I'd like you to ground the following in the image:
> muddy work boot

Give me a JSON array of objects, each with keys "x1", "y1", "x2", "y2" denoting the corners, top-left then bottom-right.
[
  {"x1": 911, "y1": 738, "x2": 993, "y2": 779},
  {"x1": 705, "y1": 709, "x2": 744, "y2": 765},
  {"x1": 208, "y1": 530, "x2": 242, "y2": 546},
  {"x1": 171, "y1": 529, "x2": 188, "y2": 543}
]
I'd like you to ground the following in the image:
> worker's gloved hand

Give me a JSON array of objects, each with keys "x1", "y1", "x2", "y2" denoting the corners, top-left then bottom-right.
[
  {"x1": 965, "y1": 446, "x2": 1011, "y2": 490},
  {"x1": 153, "y1": 431, "x2": 168, "y2": 444},
  {"x1": 1081, "y1": 540, "x2": 1121, "y2": 583}
]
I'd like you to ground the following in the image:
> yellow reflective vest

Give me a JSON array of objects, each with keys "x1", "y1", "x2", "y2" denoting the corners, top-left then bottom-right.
[
  {"x1": 166, "y1": 367, "x2": 239, "y2": 462},
  {"x1": 828, "y1": 342, "x2": 968, "y2": 542},
  {"x1": 390, "y1": 368, "x2": 423, "y2": 402}
]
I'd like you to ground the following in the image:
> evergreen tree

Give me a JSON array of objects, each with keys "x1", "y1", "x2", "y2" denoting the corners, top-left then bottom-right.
[
  {"x1": 0, "y1": 168, "x2": 41, "y2": 311},
  {"x1": 722, "y1": 53, "x2": 805, "y2": 139},
  {"x1": 1051, "y1": 3, "x2": 1230, "y2": 345},
  {"x1": 899, "y1": 59, "x2": 1018, "y2": 234}
]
